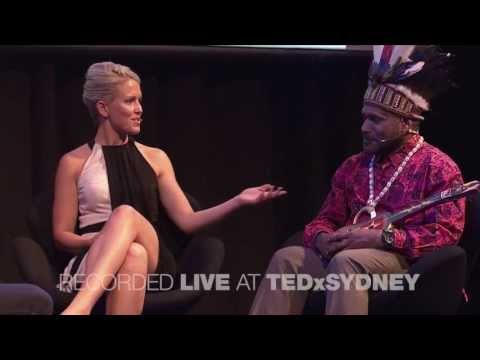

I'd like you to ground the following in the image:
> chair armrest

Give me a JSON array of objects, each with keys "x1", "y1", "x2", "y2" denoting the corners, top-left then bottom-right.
[{"x1": 12, "y1": 236, "x2": 57, "y2": 294}]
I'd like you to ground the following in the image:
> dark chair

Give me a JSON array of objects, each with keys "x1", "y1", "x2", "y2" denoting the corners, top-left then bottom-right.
[
  {"x1": 0, "y1": 283, "x2": 53, "y2": 315},
  {"x1": 12, "y1": 191, "x2": 225, "y2": 315},
  {"x1": 283, "y1": 193, "x2": 480, "y2": 315}
]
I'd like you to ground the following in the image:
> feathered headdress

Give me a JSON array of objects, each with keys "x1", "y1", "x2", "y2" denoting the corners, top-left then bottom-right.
[{"x1": 364, "y1": 45, "x2": 454, "y2": 121}]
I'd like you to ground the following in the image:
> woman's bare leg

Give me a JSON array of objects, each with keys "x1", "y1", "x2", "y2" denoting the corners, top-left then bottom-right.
[
  {"x1": 105, "y1": 242, "x2": 148, "y2": 315},
  {"x1": 61, "y1": 205, "x2": 159, "y2": 315}
]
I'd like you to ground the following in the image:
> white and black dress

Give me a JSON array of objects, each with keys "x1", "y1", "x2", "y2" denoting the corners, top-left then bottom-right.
[{"x1": 59, "y1": 138, "x2": 183, "y2": 293}]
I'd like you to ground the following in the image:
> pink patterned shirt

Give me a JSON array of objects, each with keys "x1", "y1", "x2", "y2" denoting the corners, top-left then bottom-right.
[{"x1": 304, "y1": 135, "x2": 466, "y2": 261}]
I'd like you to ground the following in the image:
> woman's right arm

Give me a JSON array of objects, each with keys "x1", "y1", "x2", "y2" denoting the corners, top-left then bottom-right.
[{"x1": 52, "y1": 153, "x2": 94, "y2": 252}]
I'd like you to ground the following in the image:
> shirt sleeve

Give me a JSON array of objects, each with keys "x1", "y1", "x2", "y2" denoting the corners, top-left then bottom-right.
[
  {"x1": 392, "y1": 158, "x2": 466, "y2": 260},
  {"x1": 303, "y1": 157, "x2": 354, "y2": 249}
]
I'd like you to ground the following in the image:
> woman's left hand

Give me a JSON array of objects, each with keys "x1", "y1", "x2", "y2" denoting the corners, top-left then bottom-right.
[{"x1": 236, "y1": 184, "x2": 287, "y2": 206}]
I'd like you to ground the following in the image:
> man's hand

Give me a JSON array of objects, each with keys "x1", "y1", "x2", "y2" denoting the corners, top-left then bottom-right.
[
  {"x1": 314, "y1": 232, "x2": 347, "y2": 258},
  {"x1": 316, "y1": 227, "x2": 384, "y2": 259}
]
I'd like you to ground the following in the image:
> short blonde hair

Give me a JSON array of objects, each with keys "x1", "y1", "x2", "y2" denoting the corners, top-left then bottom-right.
[{"x1": 82, "y1": 62, "x2": 141, "y2": 124}]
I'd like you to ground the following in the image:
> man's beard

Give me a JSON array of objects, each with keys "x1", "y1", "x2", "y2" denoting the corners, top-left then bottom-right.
[{"x1": 363, "y1": 133, "x2": 410, "y2": 155}]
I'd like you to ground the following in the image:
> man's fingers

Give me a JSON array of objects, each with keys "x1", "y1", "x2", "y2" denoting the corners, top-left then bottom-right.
[
  {"x1": 328, "y1": 232, "x2": 347, "y2": 242},
  {"x1": 327, "y1": 237, "x2": 350, "y2": 257}
]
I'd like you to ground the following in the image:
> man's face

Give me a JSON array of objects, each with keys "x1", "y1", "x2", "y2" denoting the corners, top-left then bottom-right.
[{"x1": 361, "y1": 104, "x2": 408, "y2": 153}]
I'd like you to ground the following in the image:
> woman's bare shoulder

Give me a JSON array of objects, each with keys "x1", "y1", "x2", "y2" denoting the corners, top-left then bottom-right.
[
  {"x1": 135, "y1": 142, "x2": 168, "y2": 159},
  {"x1": 134, "y1": 142, "x2": 169, "y2": 174},
  {"x1": 57, "y1": 143, "x2": 92, "y2": 176}
]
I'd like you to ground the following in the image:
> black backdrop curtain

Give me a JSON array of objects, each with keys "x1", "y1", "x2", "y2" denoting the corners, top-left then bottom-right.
[{"x1": 0, "y1": 46, "x2": 478, "y2": 314}]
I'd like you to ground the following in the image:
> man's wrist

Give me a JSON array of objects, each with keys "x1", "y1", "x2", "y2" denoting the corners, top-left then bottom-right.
[
  {"x1": 381, "y1": 226, "x2": 395, "y2": 249},
  {"x1": 314, "y1": 232, "x2": 329, "y2": 245}
]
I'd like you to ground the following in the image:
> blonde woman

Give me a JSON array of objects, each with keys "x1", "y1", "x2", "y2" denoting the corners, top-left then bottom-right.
[{"x1": 53, "y1": 62, "x2": 286, "y2": 315}]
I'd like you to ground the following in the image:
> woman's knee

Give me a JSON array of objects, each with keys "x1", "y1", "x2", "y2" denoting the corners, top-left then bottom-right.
[
  {"x1": 122, "y1": 243, "x2": 148, "y2": 272},
  {"x1": 112, "y1": 204, "x2": 139, "y2": 223}
]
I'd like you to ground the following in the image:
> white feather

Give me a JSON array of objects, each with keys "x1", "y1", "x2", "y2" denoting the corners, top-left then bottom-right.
[
  {"x1": 373, "y1": 45, "x2": 383, "y2": 63},
  {"x1": 388, "y1": 45, "x2": 416, "y2": 66},
  {"x1": 402, "y1": 61, "x2": 425, "y2": 77}
]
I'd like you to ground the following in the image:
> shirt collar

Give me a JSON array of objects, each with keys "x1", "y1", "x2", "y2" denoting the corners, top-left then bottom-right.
[{"x1": 366, "y1": 134, "x2": 423, "y2": 169}]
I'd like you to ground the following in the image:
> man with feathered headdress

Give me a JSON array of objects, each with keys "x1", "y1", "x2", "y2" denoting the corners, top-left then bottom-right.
[{"x1": 250, "y1": 45, "x2": 466, "y2": 315}]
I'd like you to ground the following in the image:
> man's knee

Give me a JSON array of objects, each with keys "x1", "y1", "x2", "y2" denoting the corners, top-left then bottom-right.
[
  {"x1": 267, "y1": 246, "x2": 310, "y2": 275},
  {"x1": 271, "y1": 246, "x2": 301, "y2": 264},
  {"x1": 327, "y1": 249, "x2": 365, "y2": 273}
]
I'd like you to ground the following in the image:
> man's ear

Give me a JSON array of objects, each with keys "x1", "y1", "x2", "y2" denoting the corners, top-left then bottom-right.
[
  {"x1": 96, "y1": 100, "x2": 109, "y2": 119},
  {"x1": 403, "y1": 118, "x2": 420, "y2": 134},
  {"x1": 400, "y1": 117, "x2": 410, "y2": 130}
]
